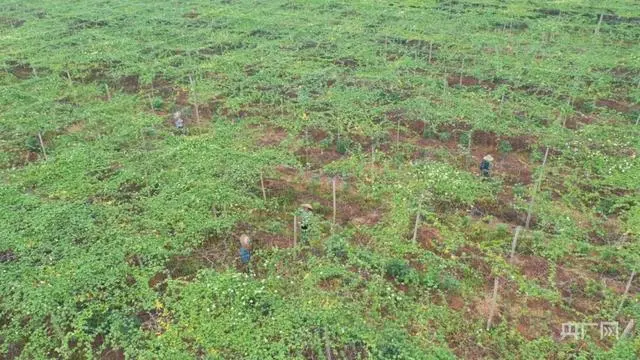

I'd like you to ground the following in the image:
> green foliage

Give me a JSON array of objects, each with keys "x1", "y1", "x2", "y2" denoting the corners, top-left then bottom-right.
[{"x1": 1, "y1": 0, "x2": 638, "y2": 358}]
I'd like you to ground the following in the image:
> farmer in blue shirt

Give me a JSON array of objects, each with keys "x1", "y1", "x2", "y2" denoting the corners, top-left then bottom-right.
[
  {"x1": 480, "y1": 154, "x2": 494, "y2": 178},
  {"x1": 239, "y1": 234, "x2": 251, "y2": 264}
]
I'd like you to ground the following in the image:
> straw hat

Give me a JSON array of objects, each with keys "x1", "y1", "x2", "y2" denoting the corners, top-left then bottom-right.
[
  {"x1": 300, "y1": 203, "x2": 313, "y2": 210},
  {"x1": 239, "y1": 234, "x2": 251, "y2": 248},
  {"x1": 483, "y1": 154, "x2": 494, "y2": 162}
]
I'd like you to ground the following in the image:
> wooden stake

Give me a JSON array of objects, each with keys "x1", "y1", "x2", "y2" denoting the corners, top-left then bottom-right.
[
  {"x1": 617, "y1": 271, "x2": 636, "y2": 314},
  {"x1": 635, "y1": 113, "x2": 639, "y2": 125},
  {"x1": 443, "y1": 74, "x2": 447, "y2": 96},
  {"x1": 466, "y1": 130, "x2": 473, "y2": 166},
  {"x1": 324, "y1": 335, "x2": 333, "y2": 360},
  {"x1": 189, "y1": 74, "x2": 200, "y2": 123},
  {"x1": 622, "y1": 319, "x2": 635, "y2": 338},
  {"x1": 411, "y1": 212, "x2": 421, "y2": 243},
  {"x1": 595, "y1": 13, "x2": 604, "y2": 34},
  {"x1": 260, "y1": 172, "x2": 267, "y2": 202},
  {"x1": 371, "y1": 143, "x2": 375, "y2": 166},
  {"x1": 37, "y1": 132, "x2": 48, "y2": 161},
  {"x1": 509, "y1": 226, "x2": 522, "y2": 262},
  {"x1": 524, "y1": 147, "x2": 550, "y2": 232},
  {"x1": 332, "y1": 176, "x2": 337, "y2": 226},
  {"x1": 396, "y1": 118, "x2": 400, "y2": 148},
  {"x1": 487, "y1": 277, "x2": 499, "y2": 330},
  {"x1": 104, "y1": 83, "x2": 111, "y2": 101},
  {"x1": 428, "y1": 42, "x2": 433, "y2": 63},
  {"x1": 293, "y1": 215, "x2": 297, "y2": 247}
]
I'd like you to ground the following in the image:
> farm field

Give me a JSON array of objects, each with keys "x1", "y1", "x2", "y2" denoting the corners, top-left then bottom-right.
[{"x1": 1, "y1": 0, "x2": 639, "y2": 359}]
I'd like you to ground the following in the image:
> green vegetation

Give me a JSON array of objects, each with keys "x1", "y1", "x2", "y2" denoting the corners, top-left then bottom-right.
[{"x1": 1, "y1": 0, "x2": 639, "y2": 358}]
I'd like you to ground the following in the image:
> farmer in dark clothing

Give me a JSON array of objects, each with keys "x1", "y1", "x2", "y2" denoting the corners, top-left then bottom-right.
[
  {"x1": 239, "y1": 234, "x2": 251, "y2": 264},
  {"x1": 480, "y1": 154, "x2": 494, "y2": 178},
  {"x1": 298, "y1": 203, "x2": 314, "y2": 243}
]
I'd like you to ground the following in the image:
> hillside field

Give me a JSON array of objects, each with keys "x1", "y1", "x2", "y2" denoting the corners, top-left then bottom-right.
[{"x1": 1, "y1": 0, "x2": 639, "y2": 359}]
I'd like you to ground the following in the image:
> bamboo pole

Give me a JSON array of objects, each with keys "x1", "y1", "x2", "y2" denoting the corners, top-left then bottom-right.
[
  {"x1": 595, "y1": 13, "x2": 604, "y2": 34},
  {"x1": 324, "y1": 335, "x2": 333, "y2": 360},
  {"x1": 524, "y1": 147, "x2": 550, "y2": 232},
  {"x1": 189, "y1": 74, "x2": 200, "y2": 123},
  {"x1": 617, "y1": 271, "x2": 636, "y2": 314},
  {"x1": 509, "y1": 226, "x2": 523, "y2": 261},
  {"x1": 293, "y1": 215, "x2": 297, "y2": 247},
  {"x1": 622, "y1": 319, "x2": 635, "y2": 338},
  {"x1": 487, "y1": 277, "x2": 500, "y2": 330},
  {"x1": 466, "y1": 130, "x2": 473, "y2": 166},
  {"x1": 332, "y1": 176, "x2": 337, "y2": 226},
  {"x1": 37, "y1": 132, "x2": 48, "y2": 161},
  {"x1": 260, "y1": 172, "x2": 267, "y2": 202},
  {"x1": 411, "y1": 212, "x2": 421, "y2": 243}
]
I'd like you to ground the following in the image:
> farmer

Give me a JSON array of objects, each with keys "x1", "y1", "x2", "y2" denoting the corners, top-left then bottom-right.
[
  {"x1": 239, "y1": 234, "x2": 251, "y2": 265},
  {"x1": 298, "y1": 203, "x2": 314, "y2": 243},
  {"x1": 480, "y1": 154, "x2": 494, "y2": 178},
  {"x1": 173, "y1": 111, "x2": 184, "y2": 131}
]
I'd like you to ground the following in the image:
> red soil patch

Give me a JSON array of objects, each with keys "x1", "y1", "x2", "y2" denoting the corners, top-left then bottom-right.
[
  {"x1": 296, "y1": 147, "x2": 343, "y2": 169},
  {"x1": 417, "y1": 226, "x2": 440, "y2": 250},
  {"x1": 516, "y1": 298, "x2": 566, "y2": 340},
  {"x1": 100, "y1": 348, "x2": 125, "y2": 360},
  {"x1": 147, "y1": 272, "x2": 166, "y2": 289},
  {"x1": 472, "y1": 130, "x2": 497, "y2": 147},
  {"x1": 350, "y1": 209, "x2": 382, "y2": 227},
  {"x1": 118, "y1": 75, "x2": 139, "y2": 93},
  {"x1": 555, "y1": 265, "x2": 602, "y2": 316},
  {"x1": 306, "y1": 127, "x2": 329, "y2": 142},
  {"x1": 447, "y1": 74, "x2": 497, "y2": 89},
  {"x1": 318, "y1": 276, "x2": 342, "y2": 291},
  {"x1": 65, "y1": 121, "x2": 85, "y2": 134},
  {"x1": 470, "y1": 146, "x2": 532, "y2": 185},
  {"x1": 596, "y1": 99, "x2": 637, "y2": 113},
  {"x1": 256, "y1": 126, "x2": 288, "y2": 146},
  {"x1": 504, "y1": 135, "x2": 534, "y2": 152},
  {"x1": 447, "y1": 295, "x2": 465, "y2": 310},
  {"x1": 9, "y1": 62, "x2": 34, "y2": 79},
  {"x1": 446, "y1": 331, "x2": 489, "y2": 359},
  {"x1": 254, "y1": 230, "x2": 292, "y2": 249},
  {"x1": 513, "y1": 255, "x2": 549, "y2": 283}
]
